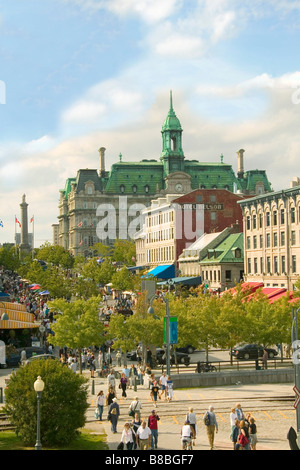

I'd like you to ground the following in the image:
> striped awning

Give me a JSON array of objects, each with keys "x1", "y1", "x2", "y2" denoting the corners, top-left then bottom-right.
[{"x1": 0, "y1": 302, "x2": 40, "y2": 329}]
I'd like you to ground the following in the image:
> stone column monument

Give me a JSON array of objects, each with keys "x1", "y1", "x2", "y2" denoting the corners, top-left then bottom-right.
[{"x1": 19, "y1": 194, "x2": 31, "y2": 252}]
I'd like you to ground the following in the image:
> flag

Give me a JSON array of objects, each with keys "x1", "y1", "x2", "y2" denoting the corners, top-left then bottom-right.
[
  {"x1": 79, "y1": 240, "x2": 83, "y2": 246},
  {"x1": 15, "y1": 217, "x2": 21, "y2": 228},
  {"x1": 78, "y1": 221, "x2": 83, "y2": 227},
  {"x1": 0, "y1": 220, "x2": 3, "y2": 228},
  {"x1": 30, "y1": 215, "x2": 34, "y2": 223}
]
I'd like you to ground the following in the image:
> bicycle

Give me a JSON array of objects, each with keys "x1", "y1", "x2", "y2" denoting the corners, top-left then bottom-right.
[{"x1": 182, "y1": 438, "x2": 193, "y2": 450}]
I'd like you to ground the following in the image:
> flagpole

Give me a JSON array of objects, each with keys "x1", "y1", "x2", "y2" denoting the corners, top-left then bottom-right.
[
  {"x1": 32, "y1": 215, "x2": 34, "y2": 260},
  {"x1": 14, "y1": 215, "x2": 17, "y2": 256}
]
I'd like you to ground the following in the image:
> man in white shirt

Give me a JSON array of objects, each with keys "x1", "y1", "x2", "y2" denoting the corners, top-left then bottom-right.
[
  {"x1": 107, "y1": 370, "x2": 116, "y2": 391},
  {"x1": 136, "y1": 420, "x2": 151, "y2": 450},
  {"x1": 159, "y1": 373, "x2": 168, "y2": 400}
]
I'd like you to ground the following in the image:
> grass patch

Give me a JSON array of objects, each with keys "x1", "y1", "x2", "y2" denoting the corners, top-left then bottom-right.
[{"x1": 0, "y1": 429, "x2": 108, "y2": 451}]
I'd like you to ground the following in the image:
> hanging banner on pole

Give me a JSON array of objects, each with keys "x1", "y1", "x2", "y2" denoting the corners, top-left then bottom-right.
[{"x1": 164, "y1": 316, "x2": 178, "y2": 345}]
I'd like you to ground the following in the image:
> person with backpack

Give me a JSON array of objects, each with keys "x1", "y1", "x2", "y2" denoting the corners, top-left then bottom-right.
[{"x1": 203, "y1": 405, "x2": 218, "y2": 450}]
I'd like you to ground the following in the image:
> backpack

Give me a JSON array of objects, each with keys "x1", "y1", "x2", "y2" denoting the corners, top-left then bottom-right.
[{"x1": 204, "y1": 412, "x2": 210, "y2": 426}]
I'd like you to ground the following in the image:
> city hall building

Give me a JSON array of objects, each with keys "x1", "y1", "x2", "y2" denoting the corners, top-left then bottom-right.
[{"x1": 57, "y1": 92, "x2": 271, "y2": 256}]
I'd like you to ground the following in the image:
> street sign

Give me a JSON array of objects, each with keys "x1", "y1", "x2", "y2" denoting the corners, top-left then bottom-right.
[
  {"x1": 164, "y1": 316, "x2": 178, "y2": 344},
  {"x1": 293, "y1": 386, "x2": 300, "y2": 409}
]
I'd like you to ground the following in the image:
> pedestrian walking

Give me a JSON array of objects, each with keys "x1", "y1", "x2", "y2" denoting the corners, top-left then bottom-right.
[
  {"x1": 231, "y1": 419, "x2": 240, "y2": 450},
  {"x1": 235, "y1": 403, "x2": 245, "y2": 421},
  {"x1": 159, "y1": 373, "x2": 168, "y2": 400},
  {"x1": 116, "y1": 350, "x2": 122, "y2": 367},
  {"x1": 131, "y1": 413, "x2": 142, "y2": 450},
  {"x1": 166, "y1": 376, "x2": 174, "y2": 402},
  {"x1": 106, "y1": 387, "x2": 116, "y2": 406},
  {"x1": 230, "y1": 407, "x2": 238, "y2": 439},
  {"x1": 108, "y1": 397, "x2": 120, "y2": 434},
  {"x1": 136, "y1": 420, "x2": 151, "y2": 450},
  {"x1": 148, "y1": 409, "x2": 160, "y2": 450},
  {"x1": 96, "y1": 390, "x2": 105, "y2": 421},
  {"x1": 129, "y1": 396, "x2": 142, "y2": 418},
  {"x1": 186, "y1": 407, "x2": 197, "y2": 445},
  {"x1": 107, "y1": 369, "x2": 116, "y2": 392},
  {"x1": 238, "y1": 420, "x2": 250, "y2": 450},
  {"x1": 120, "y1": 373, "x2": 128, "y2": 399},
  {"x1": 120, "y1": 422, "x2": 134, "y2": 450},
  {"x1": 150, "y1": 380, "x2": 160, "y2": 407},
  {"x1": 249, "y1": 417, "x2": 258, "y2": 450},
  {"x1": 203, "y1": 405, "x2": 218, "y2": 450},
  {"x1": 262, "y1": 349, "x2": 268, "y2": 369}
]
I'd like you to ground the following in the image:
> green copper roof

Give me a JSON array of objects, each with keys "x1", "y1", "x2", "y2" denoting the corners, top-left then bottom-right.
[
  {"x1": 200, "y1": 233, "x2": 244, "y2": 265},
  {"x1": 162, "y1": 91, "x2": 182, "y2": 132}
]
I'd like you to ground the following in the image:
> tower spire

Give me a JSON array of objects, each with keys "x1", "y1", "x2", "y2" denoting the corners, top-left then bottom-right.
[{"x1": 170, "y1": 90, "x2": 173, "y2": 112}]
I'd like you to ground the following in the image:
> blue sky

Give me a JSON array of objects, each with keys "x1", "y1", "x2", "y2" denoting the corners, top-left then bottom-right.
[{"x1": 1, "y1": 0, "x2": 300, "y2": 245}]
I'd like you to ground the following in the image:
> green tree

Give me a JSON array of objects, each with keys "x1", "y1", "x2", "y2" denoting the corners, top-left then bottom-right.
[
  {"x1": 49, "y1": 297, "x2": 105, "y2": 372},
  {"x1": 36, "y1": 242, "x2": 74, "y2": 269},
  {"x1": 4, "y1": 358, "x2": 89, "y2": 447}
]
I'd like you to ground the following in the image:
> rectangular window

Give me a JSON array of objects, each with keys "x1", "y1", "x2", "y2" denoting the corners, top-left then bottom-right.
[
  {"x1": 273, "y1": 232, "x2": 278, "y2": 247},
  {"x1": 254, "y1": 258, "x2": 258, "y2": 274},
  {"x1": 267, "y1": 257, "x2": 271, "y2": 273},
  {"x1": 247, "y1": 237, "x2": 251, "y2": 249},
  {"x1": 247, "y1": 258, "x2": 251, "y2": 274},
  {"x1": 253, "y1": 215, "x2": 257, "y2": 229},
  {"x1": 292, "y1": 255, "x2": 297, "y2": 273},
  {"x1": 266, "y1": 233, "x2": 270, "y2": 248},
  {"x1": 260, "y1": 235, "x2": 263, "y2": 248},
  {"x1": 253, "y1": 235, "x2": 257, "y2": 249},
  {"x1": 246, "y1": 216, "x2": 251, "y2": 230},
  {"x1": 291, "y1": 207, "x2": 295, "y2": 224},
  {"x1": 281, "y1": 256, "x2": 286, "y2": 274},
  {"x1": 274, "y1": 256, "x2": 278, "y2": 273},
  {"x1": 273, "y1": 211, "x2": 277, "y2": 226},
  {"x1": 280, "y1": 231, "x2": 285, "y2": 246},
  {"x1": 266, "y1": 212, "x2": 270, "y2": 227},
  {"x1": 291, "y1": 230, "x2": 296, "y2": 246},
  {"x1": 280, "y1": 209, "x2": 285, "y2": 225},
  {"x1": 225, "y1": 270, "x2": 232, "y2": 281}
]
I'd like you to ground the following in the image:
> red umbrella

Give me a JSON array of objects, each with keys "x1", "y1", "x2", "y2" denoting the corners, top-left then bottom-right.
[{"x1": 30, "y1": 284, "x2": 40, "y2": 290}]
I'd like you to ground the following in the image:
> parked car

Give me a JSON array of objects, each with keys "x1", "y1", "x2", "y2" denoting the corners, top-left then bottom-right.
[
  {"x1": 0, "y1": 346, "x2": 46, "y2": 368},
  {"x1": 231, "y1": 344, "x2": 278, "y2": 360},
  {"x1": 156, "y1": 348, "x2": 190, "y2": 365},
  {"x1": 24, "y1": 354, "x2": 59, "y2": 365},
  {"x1": 176, "y1": 345, "x2": 196, "y2": 354}
]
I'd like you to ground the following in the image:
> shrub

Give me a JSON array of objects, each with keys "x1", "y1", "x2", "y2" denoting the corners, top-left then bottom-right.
[{"x1": 4, "y1": 359, "x2": 89, "y2": 447}]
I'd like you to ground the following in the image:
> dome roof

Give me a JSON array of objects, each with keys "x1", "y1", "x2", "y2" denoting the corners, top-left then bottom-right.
[{"x1": 162, "y1": 91, "x2": 182, "y2": 132}]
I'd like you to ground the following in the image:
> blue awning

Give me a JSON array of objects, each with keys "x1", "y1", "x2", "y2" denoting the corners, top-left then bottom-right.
[{"x1": 146, "y1": 264, "x2": 175, "y2": 280}]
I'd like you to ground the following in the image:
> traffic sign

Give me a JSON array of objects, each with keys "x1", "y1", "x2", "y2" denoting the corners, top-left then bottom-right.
[{"x1": 293, "y1": 386, "x2": 300, "y2": 409}]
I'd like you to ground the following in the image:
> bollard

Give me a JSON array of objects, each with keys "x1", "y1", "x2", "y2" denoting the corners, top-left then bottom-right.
[
  {"x1": 0, "y1": 387, "x2": 3, "y2": 404},
  {"x1": 134, "y1": 376, "x2": 137, "y2": 392},
  {"x1": 91, "y1": 379, "x2": 95, "y2": 395}
]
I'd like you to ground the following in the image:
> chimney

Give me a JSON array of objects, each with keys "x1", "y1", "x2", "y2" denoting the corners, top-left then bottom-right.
[
  {"x1": 99, "y1": 147, "x2": 106, "y2": 177},
  {"x1": 237, "y1": 149, "x2": 245, "y2": 179}
]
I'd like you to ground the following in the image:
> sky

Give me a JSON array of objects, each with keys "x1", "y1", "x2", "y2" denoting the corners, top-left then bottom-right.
[{"x1": 1, "y1": 0, "x2": 300, "y2": 246}]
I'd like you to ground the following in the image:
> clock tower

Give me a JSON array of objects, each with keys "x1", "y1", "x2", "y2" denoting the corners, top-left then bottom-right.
[{"x1": 161, "y1": 91, "x2": 185, "y2": 176}]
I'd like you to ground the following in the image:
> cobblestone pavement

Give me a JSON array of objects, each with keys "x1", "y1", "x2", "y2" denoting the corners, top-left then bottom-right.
[
  {"x1": 1, "y1": 365, "x2": 297, "y2": 451},
  {"x1": 85, "y1": 373, "x2": 296, "y2": 451}
]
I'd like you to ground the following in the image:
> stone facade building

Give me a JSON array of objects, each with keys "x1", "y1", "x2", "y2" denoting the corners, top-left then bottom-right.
[
  {"x1": 57, "y1": 92, "x2": 272, "y2": 256},
  {"x1": 238, "y1": 185, "x2": 300, "y2": 291}
]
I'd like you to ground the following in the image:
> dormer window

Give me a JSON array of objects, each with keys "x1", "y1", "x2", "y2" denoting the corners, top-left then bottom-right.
[
  {"x1": 132, "y1": 185, "x2": 137, "y2": 194},
  {"x1": 145, "y1": 185, "x2": 149, "y2": 193},
  {"x1": 120, "y1": 185, "x2": 125, "y2": 194}
]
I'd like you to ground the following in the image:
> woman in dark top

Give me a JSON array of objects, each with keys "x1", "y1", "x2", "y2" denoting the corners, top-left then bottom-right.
[
  {"x1": 239, "y1": 420, "x2": 250, "y2": 450},
  {"x1": 131, "y1": 412, "x2": 142, "y2": 450},
  {"x1": 249, "y1": 417, "x2": 258, "y2": 450},
  {"x1": 120, "y1": 373, "x2": 128, "y2": 398},
  {"x1": 106, "y1": 387, "x2": 116, "y2": 406}
]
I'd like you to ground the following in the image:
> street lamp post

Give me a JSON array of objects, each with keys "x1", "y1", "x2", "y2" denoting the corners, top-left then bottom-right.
[
  {"x1": 292, "y1": 307, "x2": 300, "y2": 448},
  {"x1": 34, "y1": 376, "x2": 45, "y2": 451},
  {"x1": 148, "y1": 296, "x2": 171, "y2": 377}
]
